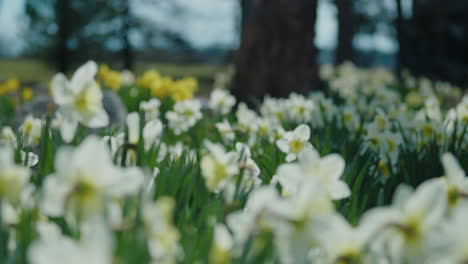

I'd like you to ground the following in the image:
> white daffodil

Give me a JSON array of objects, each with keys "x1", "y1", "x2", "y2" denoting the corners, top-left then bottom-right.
[
  {"x1": 40, "y1": 136, "x2": 144, "y2": 223},
  {"x1": 254, "y1": 117, "x2": 276, "y2": 139},
  {"x1": 28, "y1": 220, "x2": 113, "y2": 264},
  {"x1": 365, "y1": 180, "x2": 447, "y2": 263},
  {"x1": 167, "y1": 142, "x2": 196, "y2": 161},
  {"x1": 121, "y1": 70, "x2": 135, "y2": 86},
  {"x1": 276, "y1": 148, "x2": 350, "y2": 200},
  {"x1": 165, "y1": 99, "x2": 202, "y2": 135},
  {"x1": 235, "y1": 103, "x2": 258, "y2": 133},
  {"x1": 260, "y1": 97, "x2": 288, "y2": 123},
  {"x1": 140, "y1": 98, "x2": 161, "y2": 121},
  {"x1": 215, "y1": 119, "x2": 236, "y2": 143},
  {"x1": 51, "y1": 61, "x2": 109, "y2": 142},
  {"x1": 210, "y1": 224, "x2": 234, "y2": 264},
  {"x1": 209, "y1": 89, "x2": 236, "y2": 115},
  {"x1": 425, "y1": 203, "x2": 468, "y2": 264},
  {"x1": 235, "y1": 143, "x2": 261, "y2": 189},
  {"x1": 286, "y1": 93, "x2": 316, "y2": 123},
  {"x1": 126, "y1": 112, "x2": 140, "y2": 145},
  {"x1": 226, "y1": 186, "x2": 281, "y2": 254},
  {"x1": 1, "y1": 201, "x2": 19, "y2": 225},
  {"x1": 201, "y1": 141, "x2": 239, "y2": 193},
  {"x1": 142, "y1": 197, "x2": 182, "y2": 264},
  {"x1": 126, "y1": 112, "x2": 163, "y2": 151},
  {"x1": 271, "y1": 181, "x2": 335, "y2": 264},
  {"x1": 0, "y1": 126, "x2": 17, "y2": 147},
  {"x1": 440, "y1": 153, "x2": 468, "y2": 207},
  {"x1": 0, "y1": 146, "x2": 31, "y2": 204},
  {"x1": 20, "y1": 150, "x2": 39, "y2": 167},
  {"x1": 221, "y1": 143, "x2": 261, "y2": 202},
  {"x1": 102, "y1": 132, "x2": 125, "y2": 158},
  {"x1": 314, "y1": 214, "x2": 382, "y2": 264},
  {"x1": 20, "y1": 115, "x2": 42, "y2": 146},
  {"x1": 276, "y1": 124, "x2": 313, "y2": 162}
]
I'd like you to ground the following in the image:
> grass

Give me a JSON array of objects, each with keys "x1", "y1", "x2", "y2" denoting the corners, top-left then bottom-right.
[
  {"x1": 0, "y1": 59, "x2": 227, "y2": 91},
  {"x1": 0, "y1": 59, "x2": 55, "y2": 83}
]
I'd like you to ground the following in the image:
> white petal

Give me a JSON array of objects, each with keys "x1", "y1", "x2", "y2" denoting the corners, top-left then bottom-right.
[
  {"x1": 328, "y1": 181, "x2": 351, "y2": 200},
  {"x1": 321, "y1": 153, "x2": 345, "y2": 180},
  {"x1": 40, "y1": 176, "x2": 69, "y2": 217},
  {"x1": 107, "y1": 167, "x2": 144, "y2": 197},
  {"x1": 295, "y1": 124, "x2": 310, "y2": 141},
  {"x1": 54, "y1": 147, "x2": 75, "y2": 176},
  {"x1": 360, "y1": 207, "x2": 401, "y2": 240},
  {"x1": 214, "y1": 224, "x2": 233, "y2": 250},
  {"x1": 60, "y1": 118, "x2": 78, "y2": 143},
  {"x1": 51, "y1": 73, "x2": 73, "y2": 105},
  {"x1": 2, "y1": 201, "x2": 19, "y2": 225},
  {"x1": 405, "y1": 179, "x2": 447, "y2": 229},
  {"x1": 392, "y1": 184, "x2": 414, "y2": 210},
  {"x1": 285, "y1": 153, "x2": 297, "y2": 162},
  {"x1": 21, "y1": 151, "x2": 39, "y2": 167},
  {"x1": 70, "y1": 61, "x2": 98, "y2": 93},
  {"x1": 85, "y1": 108, "x2": 109, "y2": 128},
  {"x1": 73, "y1": 136, "x2": 114, "y2": 181},
  {"x1": 276, "y1": 139, "x2": 289, "y2": 153},
  {"x1": 0, "y1": 147, "x2": 14, "y2": 167},
  {"x1": 441, "y1": 153, "x2": 465, "y2": 185},
  {"x1": 276, "y1": 163, "x2": 304, "y2": 194},
  {"x1": 143, "y1": 119, "x2": 163, "y2": 149},
  {"x1": 126, "y1": 112, "x2": 140, "y2": 144}
]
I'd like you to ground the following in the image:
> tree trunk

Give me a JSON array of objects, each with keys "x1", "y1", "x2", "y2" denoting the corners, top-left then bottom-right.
[
  {"x1": 232, "y1": 0, "x2": 319, "y2": 103},
  {"x1": 335, "y1": 0, "x2": 354, "y2": 65},
  {"x1": 239, "y1": 0, "x2": 254, "y2": 39},
  {"x1": 56, "y1": 0, "x2": 70, "y2": 73},
  {"x1": 395, "y1": 0, "x2": 403, "y2": 78},
  {"x1": 122, "y1": 0, "x2": 133, "y2": 70}
]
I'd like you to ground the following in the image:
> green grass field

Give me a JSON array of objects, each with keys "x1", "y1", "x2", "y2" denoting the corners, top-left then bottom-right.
[{"x1": 0, "y1": 59, "x2": 227, "y2": 92}]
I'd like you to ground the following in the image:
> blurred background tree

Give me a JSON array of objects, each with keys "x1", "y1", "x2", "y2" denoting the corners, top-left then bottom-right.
[
  {"x1": 232, "y1": 0, "x2": 319, "y2": 102},
  {"x1": 0, "y1": 0, "x2": 467, "y2": 95},
  {"x1": 23, "y1": 0, "x2": 194, "y2": 73},
  {"x1": 401, "y1": 0, "x2": 468, "y2": 86},
  {"x1": 25, "y1": 0, "x2": 134, "y2": 72},
  {"x1": 335, "y1": 0, "x2": 354, "y2": 65}
]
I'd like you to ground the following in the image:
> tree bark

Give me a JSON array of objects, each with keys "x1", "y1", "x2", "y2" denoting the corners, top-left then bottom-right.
[
  {"x1": 56, "y1": 0, "x2": 70, "y2": 73},
  {"x1": 122, "y1": 0, "x2": 134, "y2": 70},
  {"x1": 232, "y1": 0, "x2": 319, "y2": 103},
  {"x1": 239, "y1": 0, "x2": 254, "y2": 39},
  {"x1": 395, "y1": 0, "x2": 403, "y2": 78},
  {"x1": 335, "y1": 0, "x2": 354, "y2": 65}
]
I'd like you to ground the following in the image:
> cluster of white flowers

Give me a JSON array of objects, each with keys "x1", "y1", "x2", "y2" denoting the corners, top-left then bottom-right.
[
  {"x1": 165, "y1": 99, "x2": 202, "y2": 135},
  {"x1": 216, "y1": 153, "x2": 468, "y2": 264},
  {"x1": 51, "y1": 61, "x2": 109, "y2": 142},
  {"x1": 209, "y1": 89, "x2": 236, "y2": 115},
  {"x1": 0, "y1": 61, "x2": 466, "y2": 263}
]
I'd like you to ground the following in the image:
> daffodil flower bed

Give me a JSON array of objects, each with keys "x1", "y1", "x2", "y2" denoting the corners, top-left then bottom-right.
[{"x1": 0, "y1": 61, "x2": 467, "y2": 264}]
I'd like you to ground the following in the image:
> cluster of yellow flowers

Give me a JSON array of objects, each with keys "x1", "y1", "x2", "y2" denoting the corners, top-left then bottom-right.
[
  {"x1": 21, "y1": 87, "x2": 34, "y2": 102},
  {"x1": 0, "y1": 78, "x2": 20, "y2": 96},
  {"x1": 0, "y1": 78, "x2": 34, "y2": 102},
  {"x1": 98, "y1": 64, "x2": 123, "y2": 91},
  {"x1": 137, "y1": 70, "x2": 198, "y2": 102}
]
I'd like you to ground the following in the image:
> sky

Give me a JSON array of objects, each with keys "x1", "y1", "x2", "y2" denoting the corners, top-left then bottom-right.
[{"x1": 0, "y1": 0, "x2": 398, "y2": 56}]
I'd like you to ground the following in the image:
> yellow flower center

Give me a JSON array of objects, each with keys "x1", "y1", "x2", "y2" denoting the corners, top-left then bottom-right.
[
  {"x1": 23, "y1": 121, "x2": 33, "y2": 135},
  {"x1": 289, "y1": 139, "x2": 304, "y2": 153}
]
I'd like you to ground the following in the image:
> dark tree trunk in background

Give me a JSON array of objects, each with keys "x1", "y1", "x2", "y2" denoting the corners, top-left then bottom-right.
[
  {"x1": 57, "y1": 0, "x2": 70, "y2": 73},
  {"x1": 403, "y1": 0, "x2": 468, "y2": 85},
  {"x1": 395, "y1": 0, "x2": 403, "y2": 78},
  {"x1": 335, "y1": 0, "x2": 354, "y2": 65},
  {"x1": 232, "y1": 0, "x2": 319, "y2": 103},
  {"x1": 239, "y1": 0, "x2": 254, "y2": 38},
  {"x1": 122, "y1": 0, "x2": 133, "y2": 70}
]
